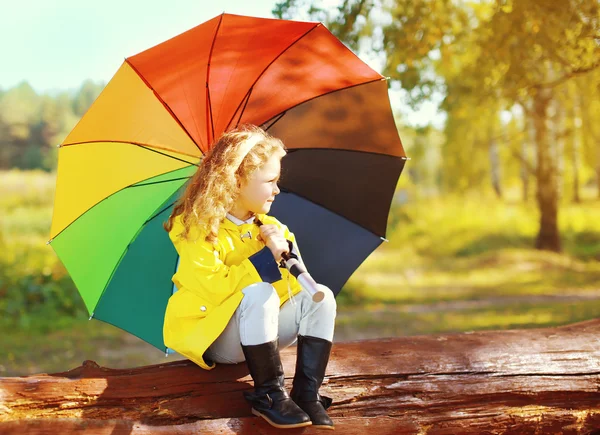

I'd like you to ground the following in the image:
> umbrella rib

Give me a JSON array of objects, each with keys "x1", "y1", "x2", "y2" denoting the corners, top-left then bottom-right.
[
  {"x1": 234, "y1": 88, "x2": 254, "y2": 128},
  {"x1": 228, "y1": 89, "x2": 251, "y2": 129},
  {"x1": 262, "y1": 111, "x2": 287, "y2": 131},
  {"x1": 48, "y1": 168, "x2": 193, "y2": 243},
  {"x1": 131, "y1": 176, "x2": 192, "y2": 188},
  {"x1": 224, "y1": 23, "x2": 321, "y2": 131},
  {"x1": 285, "y1": 146, "x2": 407, "y2": 159},
  {"x1": 144, "y1": 200, "x2": 178, "y2": 226},
  {"x1": 125, "y1": 59, "x2": 201, "y2": 152},
  {"x1": 90, "y1": 192, "x2": 184, "y2": 320},
  {"x1": 60, "y1": 140, "x2": 201, "y2": 166},
  {"x1": 88, "y1": 316, "x2": 166, "y2": 352},
  {"x1": 206, "y1": 13, "x2": 225, "y2": 145},
  {"x1": 206, "y1": 86, "x2": 215, "y2": 144},
  {"x1": 137, "y1": 143, "x2": 201, "y2": 167}
]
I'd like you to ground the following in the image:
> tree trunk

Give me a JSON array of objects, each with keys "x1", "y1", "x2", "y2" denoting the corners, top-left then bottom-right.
[
  {"x1": 520, "y1": 144, "x2": 529, "y2": 201},
  {"x1": 2, "y1": 319, "x2": 600, "y2": 434},
  {"x1": 552, "y1": 94, "x2": 566, "y2": 200},
  {"x1": 572, "y1": 89, "x2": 582, "y2": 204},
  {"x1": 489, "y1": 132, "x2": 503, "y2": 199},
  {"x1": 522, "y1": 100, "x2": 537, "y2": 203},
  {"x1": 533, "y1": 87, "x2": 561, "y2": 252},
  {"x1": 597, "y1": 164, "x2": 600, "y2": 200},
  {"x1": 578, "y1": 74, "x2": 600, "y2": 199}
]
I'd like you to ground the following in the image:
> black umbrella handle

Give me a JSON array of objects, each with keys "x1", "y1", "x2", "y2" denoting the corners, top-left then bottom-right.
[{"x1": 254, "y1": 215, "x2": 325, "y2": 303}]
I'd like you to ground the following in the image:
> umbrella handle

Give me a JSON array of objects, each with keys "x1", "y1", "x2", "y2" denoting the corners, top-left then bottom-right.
[
  {"x1": 255, "y1": 216, "x2": 325, "y2": 303},
  {"x1": 283, "y1": 255, "x2": 325, "y2": 303}
]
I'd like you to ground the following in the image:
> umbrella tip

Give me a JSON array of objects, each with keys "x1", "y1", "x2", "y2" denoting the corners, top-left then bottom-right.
[
  {"x1": 380, "y1": 237, "x2": 389, "y2": 242},
  {"x1": 46, "y1": 239, "x2": 52, "y2": 245},
  {"x1": 89, "y1": 313, "x2": 94, "y2": 320}
]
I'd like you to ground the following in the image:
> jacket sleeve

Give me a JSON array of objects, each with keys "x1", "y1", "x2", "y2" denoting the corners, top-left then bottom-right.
[{"x1": 169, "y1": 223, "x2": 281, "y2": 306}]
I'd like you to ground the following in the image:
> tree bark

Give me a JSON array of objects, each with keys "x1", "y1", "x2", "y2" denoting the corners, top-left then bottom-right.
[
  {"x1": 533, "y1": 87, "x2": 561, "y2": 252},
  {"x1": 597, "y1": 164, "x2": 600, "y2": 200},
  {"x1": 578, "y1": 74, "x2": 600, "y2": 199},
  {"x1": 2, "y1": 319, "x2": 600, "y2": 434},
  {"x1": 520, "y1": 138, "x2": 530, "y2": 201},
  {"x1": 572, "y1": 87, "x2": 582, "y2": 203},
  {"x1": 522, "y1": 101, "x2": 538, "y2": 202},
  {"x1": 489, "y1": 130, "x2": 503, "y2": 199},
  {"x1": 552, "y1": 92, "x2": 566, "y2": 200}
]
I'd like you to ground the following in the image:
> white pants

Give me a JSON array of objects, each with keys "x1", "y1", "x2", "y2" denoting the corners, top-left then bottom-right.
[{"x1": 204, "y1": 282, "x2": 337, "y2": 364}]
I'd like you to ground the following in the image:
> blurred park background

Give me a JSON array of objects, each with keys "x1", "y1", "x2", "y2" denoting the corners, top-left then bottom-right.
[{"x1": 1, "y1": 0, "x2": 599, "y2": 377}]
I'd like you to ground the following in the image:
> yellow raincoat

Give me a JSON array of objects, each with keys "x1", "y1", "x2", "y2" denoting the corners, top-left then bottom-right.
[{"x1": 163, "y1": 212, "x2": 303, "y2": 370}]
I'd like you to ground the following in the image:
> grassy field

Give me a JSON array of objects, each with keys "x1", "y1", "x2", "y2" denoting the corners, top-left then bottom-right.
[
  {"x1": 337, "y1": 193, "x2": 600, "y2": 338},
  {"x1": 1, "y1": 170, "x2": 599, "y2": 376}
]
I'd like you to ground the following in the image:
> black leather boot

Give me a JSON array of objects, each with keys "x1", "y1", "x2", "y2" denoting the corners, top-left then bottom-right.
[
  {"x1": 290, "y1": 334, "x2": 334, "y2": 430},
  {"x1": 241, "y1": 337, "x2": 312, "y2": 429}
]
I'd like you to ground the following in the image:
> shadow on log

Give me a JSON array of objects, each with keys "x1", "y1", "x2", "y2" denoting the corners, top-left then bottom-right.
[{"x1": 2, "y1": 319, "x2": 600, "y2": 434}]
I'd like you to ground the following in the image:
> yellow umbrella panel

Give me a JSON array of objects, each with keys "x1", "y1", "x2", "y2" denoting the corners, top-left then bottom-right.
[{"x1": 49, "y1": 62, "x2": 201, "y2": 350}]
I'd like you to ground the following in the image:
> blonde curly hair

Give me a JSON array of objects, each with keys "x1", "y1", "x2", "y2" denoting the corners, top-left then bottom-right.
[{"x1": 163, "y1": 124, "x2": 287, "y2": 247}]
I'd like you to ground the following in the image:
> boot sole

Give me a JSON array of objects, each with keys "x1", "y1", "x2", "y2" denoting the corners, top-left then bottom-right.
[
  {"x1": 312, "y1": 424, "x2": 335, "y2": 430},
  {"x1": 252, "y1": 408, "x2": 313, "y2": 429}
]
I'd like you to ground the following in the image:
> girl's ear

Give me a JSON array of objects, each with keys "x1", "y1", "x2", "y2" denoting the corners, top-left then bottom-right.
[{"x1": 236, "y1": 175, "x2": 247, "y2": 190}]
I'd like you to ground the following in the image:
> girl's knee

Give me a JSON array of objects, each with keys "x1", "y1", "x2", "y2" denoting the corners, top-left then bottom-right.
[
  {"x1": 241, "y1": 282, "x2": 279, "y2": 310},
  {"x1": 316, "y1": 284, "x2": 337, "y2": 313}
]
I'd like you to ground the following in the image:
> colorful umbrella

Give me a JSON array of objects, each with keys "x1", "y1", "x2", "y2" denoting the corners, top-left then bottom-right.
[{"x1": 48, "y1": 13, "x2": 407, "y2": 352}]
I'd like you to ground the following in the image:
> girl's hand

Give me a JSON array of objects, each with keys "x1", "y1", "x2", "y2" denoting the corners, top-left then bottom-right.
[{"x1": 258, "y1": 224, "x2": 288, "y2": 263}]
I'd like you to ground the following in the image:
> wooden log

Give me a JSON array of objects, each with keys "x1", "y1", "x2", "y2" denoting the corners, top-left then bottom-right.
[{"x1": 2, "y1": 319, "x2": 600, "y2": 434}]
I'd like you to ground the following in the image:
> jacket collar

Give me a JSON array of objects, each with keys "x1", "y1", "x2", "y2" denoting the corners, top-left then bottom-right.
[
  {"x1": 225, "y1": 212, "x2": 255, "y2": 225},
  {"x1": 221, "y1": 212, "x2": 266, "y2": 231}
]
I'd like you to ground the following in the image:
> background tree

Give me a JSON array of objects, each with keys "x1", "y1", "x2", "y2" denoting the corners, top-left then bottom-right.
[{"x1": 0, "y1": 81, "x2": 103, "y2": 171}]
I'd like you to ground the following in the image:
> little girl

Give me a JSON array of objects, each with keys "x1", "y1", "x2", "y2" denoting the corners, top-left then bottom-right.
[{"x1": 162, "y1": 125, "x2": 337, "y2": 430}]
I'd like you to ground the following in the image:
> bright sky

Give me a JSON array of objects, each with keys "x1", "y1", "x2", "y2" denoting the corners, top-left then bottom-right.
[{"x1": 2, "y1": 0, "x2": 444, "y2": 127}]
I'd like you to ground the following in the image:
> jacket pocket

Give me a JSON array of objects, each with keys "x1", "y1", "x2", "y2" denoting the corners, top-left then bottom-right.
[{"x1": 169, "y1": 288, "x2": 214, "y2": 319}]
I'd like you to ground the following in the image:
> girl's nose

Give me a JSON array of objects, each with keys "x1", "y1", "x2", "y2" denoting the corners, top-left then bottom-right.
[{"x1": 273, "y1": 184, "x2": 280, "y2": 195}]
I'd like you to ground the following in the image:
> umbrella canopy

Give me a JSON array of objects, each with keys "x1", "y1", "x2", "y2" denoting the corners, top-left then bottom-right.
[{"x1": 49, "y1": 13, "x2": 407, "y2": 352}]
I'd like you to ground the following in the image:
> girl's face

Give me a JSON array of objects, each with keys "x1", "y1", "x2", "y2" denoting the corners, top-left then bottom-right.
[{"x1": 237, "y1": 152, "x2": 282, "y2": 217}]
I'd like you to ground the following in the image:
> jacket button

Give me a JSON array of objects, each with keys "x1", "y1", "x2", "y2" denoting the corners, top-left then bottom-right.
[{"x1": 200, "y1": 305, "x2": 207, "y2": 312}]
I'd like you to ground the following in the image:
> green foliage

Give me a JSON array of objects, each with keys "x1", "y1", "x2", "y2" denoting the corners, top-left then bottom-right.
[
  {"x1": 272, "y1": 0, "x2": 374, "y2": 51},
  {"x1": 397, "y1": 124, "x2": 445, "y2": 196},
  {"x1": 345, "y1": 193, "x2": 600, "y2": 305},
  {"x1": 273, "y1": 0, "x2": 330, "y2": 21},
  {"x1": 0, "y1": 170, "x2": 86, "y2": 332},
  {"x1": 335, "y1": 193, "x2": 600, "y2": 340},
  {"x1": 0, "y1": 80, "x2": 104, "y2": 170}
]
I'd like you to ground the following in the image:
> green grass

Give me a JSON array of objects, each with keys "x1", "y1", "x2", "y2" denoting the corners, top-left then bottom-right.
[
  {"x1": 2, "y1": 318, "x2": 173, "y2": 377},
  {"x1": 337, "y1": 192, "x2": 600, "y2": 338},
  {"x1": 341, "y1": 248, "x2": 600, "y2": 305},
  {"x1": 336, "y1": 299, "x2": 600, "y2": 339},
  {"x1": 1, "y1": 170, "x2": 599, "y2": 376}
]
